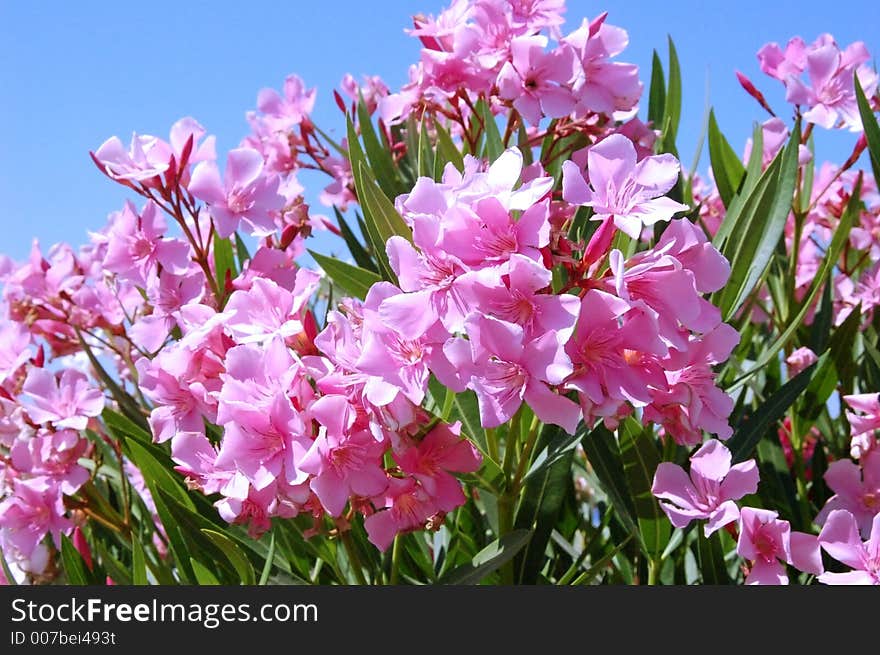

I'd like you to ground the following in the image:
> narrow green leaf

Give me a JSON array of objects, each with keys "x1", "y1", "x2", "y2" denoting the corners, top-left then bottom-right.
[
  {"x1": 618, "y1": 419, "x2": 669, "y2": 558},
  {"x1": 61, "y1": 534, "x2": 92, "y2": 585},
  {"x1": 332, "y1": 206, "x2": 376, "y2": 272},
  {"x1": 730, "y1": 176, "x2": 862, "y2": 387},
  {"x1": 717, "y1": 122, "x2": 800, "y2": 320},
  {"x1": 855, "y1": 74, "x2": 880, "y2": 188},
  {"x1": 418, "y1": 119, "x2": 434, "y2": 178},
  {"x1": 440, "y1": 529, "x2": 533, "y2": 584},
  {"x1": 727, "y1": 359, "x2": 820, "y2": 463},
  {"x1": 580, "y1": 424, "x2": 639, "y2": 537},
  {"x1": 77, "y1": 331, "x2": 146, "y2": 428},
  {"x1": 234, "y1": 232, "x2": 251, "y2": 270},
  {"x1": 190, "y1": 558, "x2": 221, "y2": 585},
  {"x1": 131, "y1": 537, "x2": 148, "y2": 585},
  {"x1": 202, "y1": 529, "x2": 256, "y2": 585},
  {"x1": 696, "y1": 530, "x2": 730, "y2": 585},
  {"x1": 213, "y1": 232, "x2": 236, "y2": 297},
  {"x1": 479, "y1": 98, "x2": 504, "y2": 162},
  {"x1": 434, "y1": 121, "x2": 464, "y2": 172},
  {"x1": 357, "y1": 163, "x2": 412, "y2": 245},
  {"x1": 356, "y1": 92, "x2": 402, "y2": 198},
  {"x1": 124, "y1": 438, "x2": 194, "y2": 510},
  {"x1": 308, "y1": 250, "x2": 381, "y2": 300},
  {"x1": 514, "y1": 424, "x2": 575, "y2": 583},
  {"x1": 665, "y1": 37, "x2": 682, "y2": 148},
  {"x1": 571, "y1": 536, "x2": 633, "y2": 585},
  {"x1": 258, "y1": 531, "x2": 276, "y2": 585},
  {"x1": 707, "y1": 109, "x2": 746, "y2": 208},
  {"x1": 648, "y1": 50, "x2": 666, "y2": 129}
]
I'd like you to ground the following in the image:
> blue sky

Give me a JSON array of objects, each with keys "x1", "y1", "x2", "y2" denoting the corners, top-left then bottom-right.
[{"x1": 1, "y1": 0, "x2": 878, "y2": 262}]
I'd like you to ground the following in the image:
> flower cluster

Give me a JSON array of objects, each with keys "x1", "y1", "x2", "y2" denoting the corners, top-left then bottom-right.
[{"x1": 381, "y1": 1, "x2": 640, "y2": 127}]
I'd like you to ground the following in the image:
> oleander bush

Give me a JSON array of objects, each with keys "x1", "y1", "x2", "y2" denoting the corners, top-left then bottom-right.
[{"x1": 2, "y1": 0, "x2": 879, "y2": 585}]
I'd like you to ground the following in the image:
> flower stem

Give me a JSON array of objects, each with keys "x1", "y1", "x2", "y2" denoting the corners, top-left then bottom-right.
[
  {"x1": 389, "y1": 535, "x2": 402, "y2": 585},
  {"x1": 340, "y1": 531, "x2": 368, "y2": 585}
]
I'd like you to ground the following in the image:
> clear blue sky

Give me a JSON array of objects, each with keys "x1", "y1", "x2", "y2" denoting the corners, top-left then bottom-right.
[{"x1": 1, "y1": 1, "x2": 877, "y2": 262}]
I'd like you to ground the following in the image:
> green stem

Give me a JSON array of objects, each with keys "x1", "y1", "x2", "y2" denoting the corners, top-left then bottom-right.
[{"x1": 647, "y1": 557, "x2": 660, "y2": 586}]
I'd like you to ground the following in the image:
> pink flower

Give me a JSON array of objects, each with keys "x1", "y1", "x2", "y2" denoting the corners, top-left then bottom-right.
[
  {"x1": 364, "y1": 477, "x2": 441, "y2": 551},
  {"x1": 644, "y1": 324, "x2": 740, "y2": 445},
  {"x1": 224, "y1": 273, "x2": 320, "y2": 345},
  {"x1": 457, "y1": 254, "x2": 579, "y2": 338},
  {"x1": 760, "y1": 34, "x2": 878, "y2": 131},
  {"x1": 736, "y1": 507, "x2": 823, "y2": 584},
  {"x1": 818, "y1": 509, "x2": 880, "y2": 585},
  {"x1": 565, "y1": 289, "x2": 666, "y2": 424},
  {"x1": 10, "y1": 429, "x2": 89, "y2": 495},
  {"x1": 496, "y1": 35, "x2": 576, "y2": 124},
  {"x1": 215, "y1": 339, "x2": 313, "y2": 490},
  {"x1": 189, "y1": 147, "x2": 285, "y2": 237},
  {"x1": 563, "y1": 14, "x2": 642, "y2": 117},
  {"x1": 0, "y1": 477, "x2": 71, "y2": 558},
  {"x1": 843, "y1": 393, "x2": 880, "y2": 459},
  {"x1": 102, "y1": 201, "x2": 191, "y2": 287},
  {"x1": 396, "y1": 421, "x2": 481, "y2": 512},
  {"x1": 0, "y1": 321, "x2": 31, "y2": 384},
  {"x1": 19, "y1": 368, "x2": 104, "y2": 431},
  {"x1": 786, "y1": 346, "x2": 819, "y2": 377},
  {"x1": 355, "y1": 283, "x2": 451, "y2": 406},
  {"x1": 652, "y1": 439, "x2": 759, "y2": 536},
  {"x1": 451, "y1": 313, "x2": 579, "y2": 433},
  {"x1": 299, "y1": 395, "x2": 389, "y2": 517},
  {"x1": 562, "y1": 134, "x2": 688, "y2": 239},
  {"x1": 255, "y1": 74, "x2": 316, "y2": 132},
  {"x1": 815, "y1": 450, "x2": 880, "y2": 537},
  {"x1": 92, "y1": 133, "x2": 172, "y2": 183}
]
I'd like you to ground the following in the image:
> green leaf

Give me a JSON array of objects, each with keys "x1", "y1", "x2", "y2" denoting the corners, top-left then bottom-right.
[
  {"x1": 727, "y1": 359, "x2": 820, "y2": 463},
  {"x1": 333, "y1": 206, "x2": 377, "y2": 272},
  {"x1": 357, "y1": 164, "x2": 412, "y2": 266},
  {"x1": 855, "y1": 73, "x2": 880, "y2": 189},
  {"x1": 664, "y1": 37, "x2": 682, "y2": 149},
  {"x1": 191, "y1": 558, "x2": 221, "y2": 585},
  {"x1": 213, "y1": 232, "x2": 236, "y2": 298},
  {"x1": 647, "y1": 50, "x2": 666, "y2": 128},
  {"x1": 234, "y1": 232, "x2": 251, "y2": 270},
  {"x1": 356, "y1": 92, "x2": 403, "y2": 198},
  {"x1": 102, "y1": 407, "x2": 152, "y2": 447},
  {"x1": 60, "y1": 534, "x2": 92, "y2": 585},
  {"x1": 730, "y1": 175, "x2": 863, "y2": 388},
  {"x1": 695, "y1": 530, "x2": 730, "y2": 585},
  {"x1": 618, "y1": 419, "x2": 669, "y2": 558},
  {"x1": 201, "y1": 529, "x2": 256, "y2": 585},
  {"x1": 308, "y1": 250, "x2": 381, "y2": 300},
  {"x1": 258, "y1": 531, "x2": 276, "y2": 585},
  {"x1": 713, "y1": 122, "x2": 763, "y2": 247},
  {"x1": 514, "y1": 424, "x2": 575, "y2": 583},
  {"x1": 580, "y1": 424, "x2": 639, "y2": 537},
  {"x1": 417, "y1": 119, "x2": 434, "y2": 178},
  {"x1": 123, "y1": 438, "x2": 194, "y2": 510},
  {"x1": 716, "y1": 122, "x2": 800, "y2": 320},
  {"x1": 439, "y1": 529, "x2": 533, "y2": 584},
  {"x1": 77, "y1": 331, "x2": 146, "y2": 428},
  {"x1": 479, "y1": 98, "x2": 504, "y2": 162},
  {"x1": 434, "y1": 121, "x2": 464, "y2": 172},
  {"x1": 131, "y1": 537, "x2": 148, "y2": 585},
  {"x1": 707, "y1": 110, "x2": 746, "y2": 208}
]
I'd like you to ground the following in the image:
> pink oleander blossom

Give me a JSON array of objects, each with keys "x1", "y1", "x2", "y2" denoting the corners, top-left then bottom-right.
[
  {"x1": 818, "y1": 509, "x2": 880, "y2": 585},
  {"x1": 19, "y1": 368, "x2": 104, "y2": 431},
  {"x1": 189, "y1": 147, "x2": 285, "y2": 237},
  {"x1": 815, "y1": 450, "x2": 880, "y2": 537},
  {"x1": 843, "y1": 393, "x2": 880, "y2": 459},
  {"x1": 736, "y1": 507, "x2": 823, "y2": 584},
  {"x1": 364, "y1": 477, "x2": 441, "y2": 551},
  {"x1": 0, "y1": 477, "x2": 71, "y2": 558},
  {"x1": 562, "y1": 134, "x2": 688, "y2": 239},
  {"x1": 652, "y1": 439, "x2": 759, "y2": 536},
  {"x1": 396, "y1": 421, "x2": 481, "y2": 512}
]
